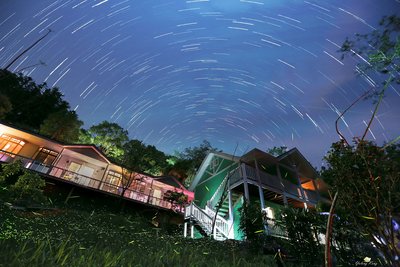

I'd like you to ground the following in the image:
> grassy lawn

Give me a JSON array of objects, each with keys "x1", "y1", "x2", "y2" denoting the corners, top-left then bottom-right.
[{"x1": 0, "y1": 185, "x2": 278, "y2": 267}]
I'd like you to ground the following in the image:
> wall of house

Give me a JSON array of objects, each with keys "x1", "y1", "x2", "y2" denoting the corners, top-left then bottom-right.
[
  {"x1": 51, "y1": 154, "x2": 106, "y2": 189},
  {"x1": 18, "y1": 143, "x2": 40, "y2": 158},
  {"x1": 194, "y1": 157, "x2": 237, "y2": 208},
  {"x1": 232, "y1": 196, "x2": 244, "y2": 240}
]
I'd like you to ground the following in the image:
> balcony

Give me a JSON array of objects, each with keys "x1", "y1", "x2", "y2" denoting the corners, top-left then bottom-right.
[
  {"x1": 302, "y1": 188, "x2": 319, "y2": 204},
  {"x1": 0, "y1": 149, "x2": 185, "y2": 213}
]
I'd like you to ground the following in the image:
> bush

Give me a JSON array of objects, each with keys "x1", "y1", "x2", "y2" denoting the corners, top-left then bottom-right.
[
  {"x1": 10, "y1": 171, "x2": 46, "y2": 205},
  {"x1": 0, "y1": 161, "x2": 24, "y2": 186},
  {"x1": 275, "y1": 207, "x2": 324, "y2": 265},
  {"x1": 238, "y1": 200, "x2": 265, "y2": 253},
  {"x1": 0, "y1": 161, "x2": 47, "y2": 206}
]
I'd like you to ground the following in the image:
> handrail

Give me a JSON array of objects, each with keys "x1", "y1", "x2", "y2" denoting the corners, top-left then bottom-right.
[
  {"x1": 208, "y1": 173, "x2": 229, "y2": 208},
  {"x1": 185, "y1": 203, "x2": 229, "y2": 240},
  {"x1": 0, "y1": 149, "x2": 185, "y2": 213}
]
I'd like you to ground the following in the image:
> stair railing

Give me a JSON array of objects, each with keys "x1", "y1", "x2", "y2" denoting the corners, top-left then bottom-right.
[
  {"x1": 185, "y1": 202, "x2": 229, "y2": 240},
  {"x1": 208, "y1": 173, "x2": 229, "y2": 209}
]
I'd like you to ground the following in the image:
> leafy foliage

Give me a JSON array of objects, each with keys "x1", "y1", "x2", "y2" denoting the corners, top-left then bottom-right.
[
  {"x1": 163, "y1": 190, "x2": 188, "y2": 206},
  {"x1": 0, "y1": 194, "x2": 277, "y2": 267},
  {"x1": 341, "y1": 15, "x2": 400, "y2": 92},
  {"x1": 275, "y1": 207, "x2": 324, "y2": 264},
  {"x1": 266, "y1": 146, "x2": 287, "y2": 157},
  {"x1": 0, "y1": 93, "x2": 12, "y2": 119},
  {"x1": 122, "y1": 139, "x2": 168, "y2": 175},
  {"x1": 321, "y1": 140, "x2": 400, "y2": 265},
  {"x1": 168, "y1": 140, "x2": 220, "y2": 185},
  {"x1": 0, "y1": 69, "x2": 71, "y2": 131},
  {"x1": 0, "y1": 160, "x2": 24, "y2": 186},
  {"x1": 79, "y1": 121, "x2": 129, "y2": 161},
  {"x1": 10, "y1": 172, "x2": 46, "y2": 205},
  {"x1": 39, "y1": 109, "x2": 82, "y2": 143},
  {"x1": 238, "y1": 200, "x2": 264, "y2": 243},
  {"x1": 0, "y1": 161, "x2": 46, "y2": 205}
]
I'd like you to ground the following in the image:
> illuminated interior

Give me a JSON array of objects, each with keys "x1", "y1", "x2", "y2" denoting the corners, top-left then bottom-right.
[{"x1": 0, "y1": 134, "x2": 25, "y2": 156}]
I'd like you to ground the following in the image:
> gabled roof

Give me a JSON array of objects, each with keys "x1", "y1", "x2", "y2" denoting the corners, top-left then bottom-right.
[
  {"x1": 240, "y1": 148, "x2": 278, "y2": 166},
  {"x1": 62, "y1": 145, "x2": 111, "y2": 164},
  {"x1": 277, "y1": 148, "x2": 318, "y2": 179},
  {"x1": 188, "y1": 151, "x2": 239, "y2": 191},
  {"x1": 154, "y1": 176, "x2": 186, "y2": 190}
]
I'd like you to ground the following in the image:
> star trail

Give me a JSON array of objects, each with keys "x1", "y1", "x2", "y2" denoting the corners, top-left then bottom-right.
[{"x1": 1, "y1": 0, "x2": 399, "y2": 167}]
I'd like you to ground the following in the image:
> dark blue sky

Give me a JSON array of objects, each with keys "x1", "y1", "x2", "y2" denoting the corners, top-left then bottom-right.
[{"x1": 1, "y1": 0, "x2": 399, "y2": 167}]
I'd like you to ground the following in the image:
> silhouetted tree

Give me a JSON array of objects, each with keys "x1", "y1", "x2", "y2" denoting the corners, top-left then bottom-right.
[
  {"x1": 266, "y1": 146, "x2": 287, "y2": 157},
  {"x1": 168, "y1": 140, "x2": 220, "y2": 185},
  {"x1": 0, "y1": 69, "x2": 70, "y2": 131},
  {"x1": 39, "y1": 110, "x2": 83, "y2": 143},
  {"x1": 0, "y1": 94, "x2": 12, "y2": 119}
]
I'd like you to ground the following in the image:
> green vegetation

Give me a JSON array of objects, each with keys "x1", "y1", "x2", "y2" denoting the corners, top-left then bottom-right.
[
  {"x1": 0, "y1": 69, "x2": 82, "y2": 143},
  {"x1": 321, "y1": 141, "x2": 400, "y2": 265},
  {"x1": 0, "y1": 161, "x2": 47, "y2": 206},
  {"x1": 0, "y1": 184, "x2": 276, "y2": 267}
]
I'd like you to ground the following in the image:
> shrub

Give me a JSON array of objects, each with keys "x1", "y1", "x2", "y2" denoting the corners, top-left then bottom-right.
[
  {"x1": 10, "y1": 171, "x2": 46, "y2": 205},
  {"x1": 0, "y1": 160, "x2": 24, "y2": 185}
]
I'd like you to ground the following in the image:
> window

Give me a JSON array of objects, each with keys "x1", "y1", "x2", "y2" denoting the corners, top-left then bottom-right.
[
  {"x1": 106, "y1": 170, "x2": 122, "y2": 186},
  {"x1": 101, "y1": 170, "x2": 122, "y2": 193},
  {"x1": 34, "y1": 148, "x2": 59, "y2": 165},
  {"x1": 0, "y1": 134, "x2": 25, "y2": 156}
]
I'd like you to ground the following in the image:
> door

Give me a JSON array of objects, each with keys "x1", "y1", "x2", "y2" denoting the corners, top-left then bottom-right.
[
  {"x1": 77, "y1": 165, "x2": 94, "y2": 186},
  {"x1": 66, "y1": 162, "x2": 94, "y2": 187}
]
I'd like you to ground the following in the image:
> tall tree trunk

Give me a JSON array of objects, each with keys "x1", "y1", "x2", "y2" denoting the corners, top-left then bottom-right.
[
  {"x1": 325, "y1": 191, "x2": 339, "y2": 267},
  {"x1": 5, "y1": 29, "x2": 51, "y2": 71}
]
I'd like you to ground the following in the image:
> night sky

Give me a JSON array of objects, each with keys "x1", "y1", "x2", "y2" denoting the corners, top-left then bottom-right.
[{"x1": 1, "y1": 0, "x2": 399, "y2": 168}]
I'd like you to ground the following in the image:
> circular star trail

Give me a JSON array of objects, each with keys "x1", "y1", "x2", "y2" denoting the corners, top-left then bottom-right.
[{"x1": 0, "y1": 0, "x2": 399, "y2": 167}]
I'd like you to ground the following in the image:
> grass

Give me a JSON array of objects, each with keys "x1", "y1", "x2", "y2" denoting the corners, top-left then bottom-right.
[{"x1": 0, "y1": 185, "x2": 279, "y2": 267}]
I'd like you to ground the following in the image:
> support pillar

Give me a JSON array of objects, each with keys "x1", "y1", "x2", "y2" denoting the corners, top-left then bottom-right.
[
  {"x1": 97, "y1": 164, "x2": 110, "y2": 190},
  {"x1": 190, "y1": 224, "x2": 194, "y2": 238},
  {"x1": 276, "y1": 164, "x2": 288, "y2": 206},
  {"x1": 241, "y1": 163, "x2": 250, "y2": 202},
  {"x1": 228, "y1": 190, "x2": 235, "y2": 239},
  {"x1": 293, "y1": 164, "x2": 307, "y2": 202},
  {"x1": 228, "y1": 190, "x2": 234, "y2": 222},
  {"x1": 184, "y1": 222, "x2": 188, "y2": 238},
  {"x1": 254, "y1": 159, "x2": 265, "y2": 209}
]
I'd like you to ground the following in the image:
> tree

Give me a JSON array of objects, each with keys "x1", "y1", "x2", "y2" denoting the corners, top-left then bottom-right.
[
  {"x1": 275, "y1": 206, "x2": 324, "y2": 265},
  {"x1": 163, "y1": 190, "x2": 188, "y2": 211},
  {"x1": 79, "y1": 121, "x2": 128, "y2": 161},
  {"x1": 320, "y1": 16, "x2": 400, "y2": 266},
  {"x1": 341, "y1": 15, "x2": 400, "y2": 89},
  {"x1": 0, "y1": 69, "x2": 70, "y2": 131},
  {"x1": 321, "y1": 141, "x2": 400, "y2": 266},
  {"x1": 0, "y1": 160, "x2": 47, "y2": 205},
  {"x1": 0, "y1": 94, "x2": 12, "y2": 119},
  {"x1": 122, "y1": 140, "x2": 168, "y2": 176},
  {"x1": 39, "y1": 110, "x2": 83, "y2": 143},
  {"x1": 266, "y1": 146, "x2": 287, "y2": 157},
  {"x1": 168, "y1": 140, "x2": 220, "y2": 185}
]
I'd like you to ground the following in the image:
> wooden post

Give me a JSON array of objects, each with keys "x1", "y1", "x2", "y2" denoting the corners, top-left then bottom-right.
[
  {"x1": 241, "y1": 163, "x2": 250, "y2": 202},
  {"x1": 97, "y1": 163, "x2": 110, "y2": 190},
  {"x1": 184, "y1": 222, "x2": 188, "y2": 238},
  {"x1": 276, "y1": 164, "x2": 288, "y2": 206},
  {"x1": 254, "y1": 159, "x2": 265, "y2": 209}
]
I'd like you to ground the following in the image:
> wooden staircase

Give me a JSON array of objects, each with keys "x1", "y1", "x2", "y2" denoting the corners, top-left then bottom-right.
[{"x1": 215, "y1": 191, "x2": 242, "y2": 219}]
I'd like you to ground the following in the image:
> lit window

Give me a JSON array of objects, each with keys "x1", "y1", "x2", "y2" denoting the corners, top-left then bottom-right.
[
  {"x1": 34, "y1": 148, "x2": 59, "y2": 165},
  {"x1": 0, "y1": 134, "x2": 25, "y2": 156}
]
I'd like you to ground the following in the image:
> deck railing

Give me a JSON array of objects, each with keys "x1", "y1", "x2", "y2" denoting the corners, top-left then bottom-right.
[{"x1": 0, "y1": 150, "x2": 185, "y2": 213}]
